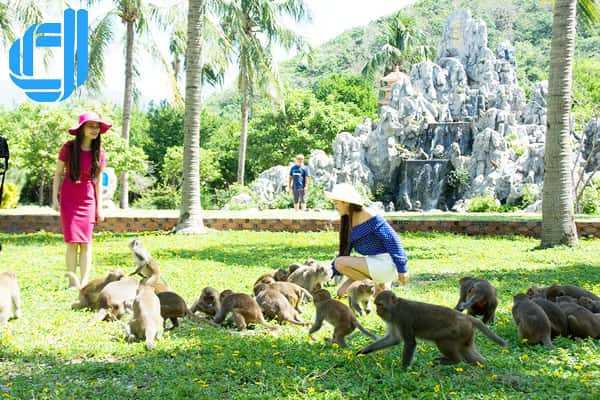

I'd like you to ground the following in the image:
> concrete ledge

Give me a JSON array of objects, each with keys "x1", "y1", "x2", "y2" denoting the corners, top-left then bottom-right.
[{"x1": 1, "y1": 208, "x2": 600, "y2": 238}]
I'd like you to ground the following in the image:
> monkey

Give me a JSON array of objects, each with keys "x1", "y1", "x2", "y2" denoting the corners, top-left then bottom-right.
[
  {"x1": 309, "y1": 289, "x2": 378, "y2": 347},
  {"x1": 0, "y1": 271, "x2": 21, "y2": 327},
  {"x1": 287, "y1": 263, "x2": 302, "y2": 275},
  {"x1": 546, "y1": 284, "x2": 599, "y2": 302},
  {"x1": 213, "y1": 292, "x2": 275, "y2": 331},
  {"x1": 526, "y1": 286, "x2": 548, "y2": 299},
  {"x1": 125, "y1": 284, "x2": 164, "y2": 350},
  {"x1": 578, "y1": 297, "x2": 600, "y2": 313},
  {"x1": 531, "y1": 297, "x2": 569, "y2": 338},
  {"x1": 219, "y1": 289, "x2": 234, "y2": 303},
  {"x1": 67, "y1": 270, "x2": 124, "y2": 310},
  {"x1": 254, "y1": 273, "x2": 275, "y2": 288},
  {"x1": 357, "y1": 291, "x2": 508, "y2": 368},
  {"x1": 157, "y1": 291, "x2": 216, "y2": 330},
  {"x1": 455, "y1": 277, "x2": 498, "y2": 324},
  {"x1": 347, "y1": 279, "x2": 375, "y2": 317},
  {"x1": 253, "y1": 277, "x2": 312, "y2": 313},
  {"x1": 128, "y1": 238, "x2": 170, "y2": 293},
  {"x1": 288, "y1": 264, "x2": 330, "y2": 292},
  {"x1": 512, "y1": 294, "x2": 553, "y2": 347},
  {"x1": 254, "y1": 284, "x2": 309, "y2": 326},
  {"x1": 555, "y1": 295, "x2": 577, "y2": 303},
  {"x1": 273, "y1": 268, "x2": 290, "y2": 282},
  {"x1": 557, "y1": 301, "x2": 600, "y2": 339},
  {"x1": 95, "y1": 277, "x2": 139, "y2": 321},
  {"x1": 190, "y1": 287, "x2": 221, "y2": 317}
]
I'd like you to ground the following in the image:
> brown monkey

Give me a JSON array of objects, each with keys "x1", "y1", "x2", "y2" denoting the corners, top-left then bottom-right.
[
  {"x1": 455, "y1": 277, "x2": 498, "y2": 324},
  {"x1": 0, "y1": 271, "x2": 21, "y2": 327},
  {"x1": 255, "y1": 278, "x2": 313, "y2": 313},
  {"x1": 288, "y1": 264, "x2": 330, "y2": 292},
  {"x1": 531, "y1": 297, "x2": 569, "y2": 338},
  {"x1": 357, "y1": 291, "x2": 507, "y2": 368},
  {"x1": 512, "y1": 294, "x2": 552, "y2": 347},
  {"x1": 578, "y1": 297, "x2": 600, "y2": 313},
  {"x1": 67, "y1": 270, "x2": 124, "y2": 310},
  {"x1": 526, "y1": 286, "x2": 548, "y2": 299},
  {"x1": 555, "y1": 295, "x2": 577, "y2": 303},
  {"x1": 287, "y1": 263, "x2": 302, "y2": 275},
  {"x1": 157, "y1": 292, "x2": 216, "y2": 330},
  {"x1": 213, "y1": 292, "x2": 274, "y2": 331},
  {"x1": 347, "y1": 279, "x2": 375, "y2": 316},
  {"x1": 125, "y1": 284, "x2": 164, "y2": 350},
  {"x1": 557, "y1": 301, "x2": 600, "y2": 339},
  {"x1": 309, "y1": 289, "x2": 378, "y2": 347},
  {"x1": 95, "y1": 277, "x2": 139, "y2": 321},
  {"x1": 219, "y1": 289, "x2": 234, "y2": 302},
  {"x1": 190, "y1": 287, "x2": 221, "y2": 317},
  {"x1": 546, "y1": 284, "x2": 599, "y2": 302},
  {"x1": 273, "y1": 268, "x2": 290, "y2": 282},
  {"x1": 128, "y1": 239, "x2": 170, "y2": 293},
  {"x1": 254, "y1": 284, "x2": 309, "y2": 326},
  {"x1": 254, "y1": 273, "x2": 275, "y2": 288}
]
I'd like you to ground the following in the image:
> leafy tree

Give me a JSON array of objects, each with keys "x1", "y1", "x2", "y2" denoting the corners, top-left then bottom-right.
[{"x1": 312, "y1": 74, "x2": 377, "y2": 119}]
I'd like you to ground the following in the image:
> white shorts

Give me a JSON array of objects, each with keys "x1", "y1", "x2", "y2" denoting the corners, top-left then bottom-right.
[{"x1": 366, "y1": 253, "x2": 399, "y2": 284}]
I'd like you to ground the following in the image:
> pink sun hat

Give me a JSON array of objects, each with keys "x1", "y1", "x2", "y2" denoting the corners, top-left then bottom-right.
[{"x1": 68, "y1": 111, "x2": 112, "y2": 135}]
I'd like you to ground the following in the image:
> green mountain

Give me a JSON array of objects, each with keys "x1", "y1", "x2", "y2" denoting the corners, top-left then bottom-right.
[{"x1": 280, "y1": 0, "x2": 600, "y2": 94}]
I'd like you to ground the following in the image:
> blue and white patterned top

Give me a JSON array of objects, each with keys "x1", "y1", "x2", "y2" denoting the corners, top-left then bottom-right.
[{"x1": 350, "y1": 214, "x2": 408, "y2": 273}]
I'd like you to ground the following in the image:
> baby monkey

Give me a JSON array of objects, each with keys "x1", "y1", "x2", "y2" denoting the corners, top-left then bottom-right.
[{"x1": 347, "y1": 279, "x2": 375, "y2": 317}]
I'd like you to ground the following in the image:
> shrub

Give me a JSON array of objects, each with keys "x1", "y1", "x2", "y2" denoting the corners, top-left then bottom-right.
[
  {"x1": 214, "y1": 183, "x2": 258, "y2": 209},
  {"x1": 467, "y1": 195, "x2": 500, "y2": 213},
  {"x1": 0, "y1": 182, "x2": 20, "y2": 208},
  {"x1": 133, "y1": 185, "x2": 181, "y2": 210},
  {"x1": 447, "y1": 168, "x2": 470, "y2": 192},
  {"x1": 580, "y1": 184, "x2": 600, "y2": 215}
]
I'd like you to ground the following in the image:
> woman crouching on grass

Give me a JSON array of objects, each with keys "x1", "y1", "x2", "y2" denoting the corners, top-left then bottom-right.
[
  {"x1": 326, "y1": 183, "x2": 408, "y2": 297},
  {"x1": 52, "y1": 112, "x2": 111, "y2": 288}
]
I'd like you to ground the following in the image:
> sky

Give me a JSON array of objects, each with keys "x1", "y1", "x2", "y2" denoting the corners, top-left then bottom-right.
[{"x1": 0, "y1": 0, "x2": 415, "y2": 108}]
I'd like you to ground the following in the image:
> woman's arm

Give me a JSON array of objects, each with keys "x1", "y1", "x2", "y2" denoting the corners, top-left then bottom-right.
[{"x1": 51, "y1": 160, "x2": 65, "y2": 211}]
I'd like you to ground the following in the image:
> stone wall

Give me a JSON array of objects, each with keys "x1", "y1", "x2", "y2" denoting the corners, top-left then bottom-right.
[{"x1": 2, "y1": 213, "x2": 599, "y2": 238}]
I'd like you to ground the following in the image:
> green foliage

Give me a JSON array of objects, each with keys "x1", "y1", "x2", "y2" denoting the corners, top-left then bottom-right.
[
  {"x1": 312, "y1": 74, "x2": 377, "y2": 119},
  {"x1": 1, "y1": 231, "x2": 600, "y2": 398},
  {"x1": 161, "y1": 146, "x2": 222, "y2": 188},
  {"x1": 143, "y1": 101, "x2": 185, "y2": 173},
  {"x1": 580, "y1": 180, "x2": 600, "y2": 214},
  {"x1": 467, "y1": 195, "x2": 501, "y2": 212},
  {"x1": 447, "y1": 168, "x2": 470, "y2": 191},
  {"x1": 306, "y1": 182, "x2": 335, "y2": 210},
  {"x1": 214, "y1": 183, "x2": 257, "y2": 209},
  {"x1": 0, "y1": 182, "x2": 19, "y2": 208},
  {"x1": 520, "y1": 184, "x2": 539, "y2": 209},
  {"x1": 573, "y1": 58, "x2": 600, "y2": 130},
  {"x1": 132, "y1": 184, "x2": 181, "y2": 210}
]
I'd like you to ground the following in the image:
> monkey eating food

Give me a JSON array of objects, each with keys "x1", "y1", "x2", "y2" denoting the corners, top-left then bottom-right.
[
  {"x1": 254, "y1": 283, "x2": 308, "y2": 326},
  {"x1": 455, "y1": 277, "x2": 498, "y2": 324},
  {"x1": 213, "y1": 292, "x2": 275, "y2": 331},
  {"x1": 67, "y1": 270, "x2": 124, "y2": 310}
]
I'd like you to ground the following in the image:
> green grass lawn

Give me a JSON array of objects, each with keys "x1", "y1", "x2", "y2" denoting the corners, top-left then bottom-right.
[{"x1": 0, "y1": 230, "x2": 599, "y2": 399}]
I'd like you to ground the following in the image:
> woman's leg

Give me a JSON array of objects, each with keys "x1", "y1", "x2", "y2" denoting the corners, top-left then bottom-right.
[
  {"x1": 66, "y1": 243, "x2": 78, "y2": 288},
  {"x1": 79, "y1": 242, "x2": 92, "y2": 287},
  {"x1": 334, "y1": 256, "x2": 371, "y2": 297}
]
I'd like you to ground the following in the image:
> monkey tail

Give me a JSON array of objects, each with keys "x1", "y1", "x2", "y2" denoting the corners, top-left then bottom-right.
[
  {"x1": 65, "y1": 272, "x2": 81, "y2": 290},
  {"x1": 353, "y1": 318, "x2": 378, "y2": 340},
  {"x1": 469, "y1": 316, "x2": 508, "y2": 347}
]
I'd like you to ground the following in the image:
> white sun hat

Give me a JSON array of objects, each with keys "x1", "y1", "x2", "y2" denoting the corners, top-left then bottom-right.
[{"x1": 324, "y1": 183, "x2": 365, "y2": 206}]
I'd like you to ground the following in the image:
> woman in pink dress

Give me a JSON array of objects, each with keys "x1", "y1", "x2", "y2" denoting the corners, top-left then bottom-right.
[{"x1": 51, "y1": 112, "x2": 112, "y2": 288}]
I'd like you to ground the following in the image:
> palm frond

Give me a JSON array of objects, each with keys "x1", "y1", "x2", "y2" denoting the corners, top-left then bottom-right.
[
  {"x1": 577, "y1": 0, "x2": 600, "y2": 28},
  {"x1": 86, "y1": 11, "x2": 115, "y2": 93}
]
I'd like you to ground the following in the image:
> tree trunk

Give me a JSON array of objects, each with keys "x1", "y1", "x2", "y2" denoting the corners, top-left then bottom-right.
[
  {"x1": 120, "y1": 20, "x2": 134, "y2": 209},
  {"x1": 38, "y1": 179, "x2": 45, "y2": 206},
  {"x1": 237, "y1": 74, "x2": 249, "y2": 186},
  {"x1": 541, "y1": 0, "x2": 578, "y2": 247},
  {"x1": 175, "y1": 0, "x2": 206, "y2": 234}
]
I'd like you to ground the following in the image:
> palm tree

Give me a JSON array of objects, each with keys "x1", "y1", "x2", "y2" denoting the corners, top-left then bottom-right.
[
  {"x1": 175, "y1": 0, "x2": 206, "y2": 234},
  {"x1": 362, "y1": 12, "x2": 434, "y2": 78},
  {"x1": 86, "y1": 0, "x2": 179, "y2": 208},
  {"x1": 218, "y1": 0, "x2": 310, "y2": 185},
  {"x1": 0, "y1": 0, "x2": 45, "y2": 48},
  {"x1": 541, "y1": 0, "x2": 599, "y2": 248}
]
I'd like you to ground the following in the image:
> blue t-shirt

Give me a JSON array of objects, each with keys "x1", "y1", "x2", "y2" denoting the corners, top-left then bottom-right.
[{"x1": 290, "y1": 165, "x2": 310, "y2": 190}]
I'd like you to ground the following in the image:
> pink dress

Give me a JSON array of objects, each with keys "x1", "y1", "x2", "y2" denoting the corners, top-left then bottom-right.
[{"x1": 58, "y1": 142, "x2": 106, "y2": 243}]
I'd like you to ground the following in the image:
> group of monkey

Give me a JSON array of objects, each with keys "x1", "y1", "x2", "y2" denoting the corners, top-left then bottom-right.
[{"x1": 1, "y1": 240, "x2": 599, "y2": 369}]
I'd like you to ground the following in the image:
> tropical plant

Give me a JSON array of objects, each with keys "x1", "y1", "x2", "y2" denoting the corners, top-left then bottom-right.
[
  {"x1": 541, "y1": 0, "x2": 600, "y2": 248},
  {"x1": 217, "y1": 0, "x2": 310, "y2": 185},
  {"x1": 361, "y1": 12, "x2": 434, "y2": 78}
]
